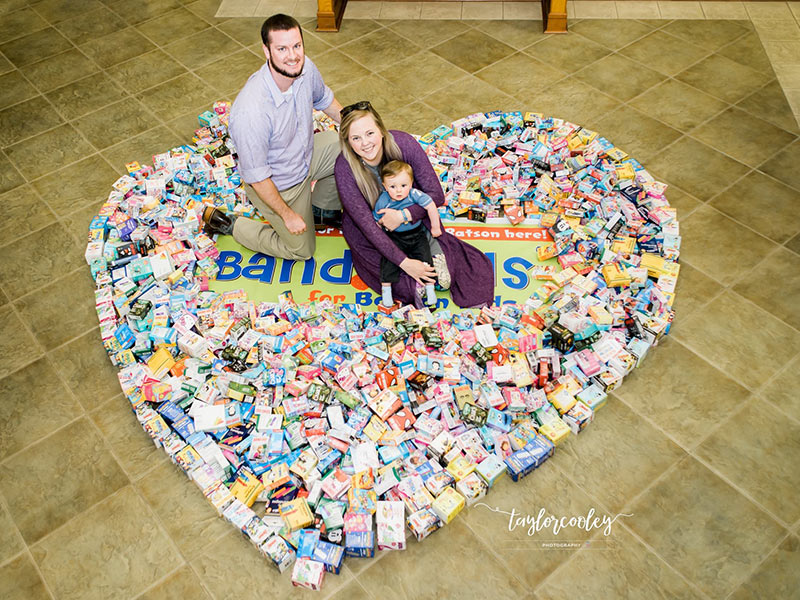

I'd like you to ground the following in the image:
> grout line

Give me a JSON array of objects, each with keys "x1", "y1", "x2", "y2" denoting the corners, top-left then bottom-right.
[{"x1": 721, "y1": 528, "x2": 793, "y2": 600}]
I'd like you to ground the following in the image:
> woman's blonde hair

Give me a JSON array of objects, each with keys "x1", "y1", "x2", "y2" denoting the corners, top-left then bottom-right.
[{"x1": 339, "y1": 104, "x2": 403, "y2": 208}]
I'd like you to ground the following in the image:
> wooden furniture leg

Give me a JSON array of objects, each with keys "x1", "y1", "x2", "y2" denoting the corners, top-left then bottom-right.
[
  {"x1": 542, "y1": 0, "x2": 568, "y2": 33},
  {"x1": 317, "y1": 0, "x2": 347, "y2": 32}
]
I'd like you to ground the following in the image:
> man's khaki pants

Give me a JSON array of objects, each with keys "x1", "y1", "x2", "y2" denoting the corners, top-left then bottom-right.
[{"x1": 232, "y1": 130, "x2": 341, "y2": 260}]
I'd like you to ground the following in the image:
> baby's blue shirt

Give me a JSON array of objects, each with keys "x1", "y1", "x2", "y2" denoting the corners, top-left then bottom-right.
[{"x1": 373, "y1": 188, "x2": 433, "y2": 232}]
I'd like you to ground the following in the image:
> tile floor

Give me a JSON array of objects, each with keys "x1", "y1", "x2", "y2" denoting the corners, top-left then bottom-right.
[{"x1": 1, "y1": 0, "x2": 800, "y2": 599}]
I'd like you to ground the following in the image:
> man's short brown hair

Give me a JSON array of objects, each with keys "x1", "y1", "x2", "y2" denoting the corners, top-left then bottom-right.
[{"x1": 261, "y1": 13, "x2": 303, "y2": 46}]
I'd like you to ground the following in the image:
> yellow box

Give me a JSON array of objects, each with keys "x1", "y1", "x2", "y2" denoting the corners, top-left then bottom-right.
[
  {"x1": 431, "y1": 487, "x2": 465, "y2": 524},
  {"x1": 147, "y1": 347, "x2": 175, "y2": 379}
]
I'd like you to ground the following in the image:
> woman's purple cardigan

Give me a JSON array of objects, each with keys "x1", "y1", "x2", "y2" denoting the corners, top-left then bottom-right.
[{"x1": 334, "y1": 130, "x2": 494, "y2": 308}]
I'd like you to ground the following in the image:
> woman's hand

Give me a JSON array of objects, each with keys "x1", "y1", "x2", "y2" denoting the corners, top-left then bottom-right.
[
  {"x1": 400, "y1": 258, "x2": 436, "y2": 285},
  {"x1": 377, "y1": 207, "x2": 406, "y2": 232}
]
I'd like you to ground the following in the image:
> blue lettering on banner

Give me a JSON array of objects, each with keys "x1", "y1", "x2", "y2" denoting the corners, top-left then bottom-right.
[
  {"x1": 215, "y1": 250, "x2": 355, "y2": 286},
  {"x1": 502, "y1": 257, "x2": 534, "y2": 289}
]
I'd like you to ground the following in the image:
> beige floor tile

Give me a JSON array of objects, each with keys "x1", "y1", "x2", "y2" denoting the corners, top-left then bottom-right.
[
  {"x1": 0, "y1": 7, "x2": 48, "y2": 45},
  {"x1": 378, "y1": 50, "x2": 469, "y2": 99},
  {"x1": 773, "y1": 63, "x2": 800, "y2": 87},
  {"x1": 692, "y1": 106, "x2": 797, "y2": 168},
  {"x1": 0, "y1": 357, "x2": 83, "y2": 462},
  {"x1": 676, "y1": 53, "x2": 772, "y2": 103},
  {"x1": 511, "y1": 75, "x2": 621, "y2": 126},
  {"x1": 358, "y1": 518, "x2": 529, "y2": 598},
  {"x1": 590, "y1": 105, "x2": 681, "y2": 163},
  {"x1": 340, "y1": 28, "x2": 423, "y2": 72},
  {"x1": 193, "y1": 530, "x2": 354, "y2": 599},
  {"x1": 526, "y1": 31, "x2": 611, "y2": 73},
  {"x1": 574, "y1": 53, "x2": 666, "y2": 101},
  {"x1": 102, "y1": 125, "x2": 184, "y2": 172},
  {"x1": 759, "y1": 138, "x2": 800, "y2": 191},
  {"x1": 671, "y1": 261, "x2": 723, "y2": 317},
  {"x1": 763, "y1": 39, "x2": 800, "y2": 64},
  {"x1": 0, "y1": 555, "x2": 50, "y2": 600},
  {"x1": 733, "y1": 247, "x2": 800, "y2": 330},
  {"x1": 658, "y1": 1, "x2": 704, "y2": 19},
  {"x1": 462, "y1": 1, "x2": 503, "y2": 20},
  {"x1": 745, "y1": 1, "x2": 795, "y2": 20},
  {"x1": 0, "y1": 418, "x2": 128, "y2": 544},
  {"x1": 344, "y1": 2, "x2": 383, "y2": 19},
  {"x1": 421, "y1": 2, "x2": 462, "y2": 19},
  {"x1": 503, "y1": 2, "x2": 540, "y2": 20},
  {"x1": 0, "y1": 223, "x2": 84, "y2": 301},
  {"x1": 91, "y1": 396, "x2": 169, "y2": 480},
  {"x1": 3, "y1": 123, "x2": 93, "y2": 179},
  {"x1": 554, "y1": 396, "x2": 686, "y2": 513},
  {"x1": 0, "y1": 185, "x2": 56, "y2": 243},
  {"x1": 431, "y1": 28, "x2": 515, "y2": 72},
  {"x1": 136, "y1": 73, "x2": 221, "y2": 122},
  {"x1": 710, "y1": 171, "x2": 800, "y2": 244},
  {"x1": 721, "y1": 30, "x2": 775, "y2": 73},
  {"x1": 616, "y1": 337, "x2": 750, "y2": 449},
  {"x1": 379, "y1": 1, "x2": 422, "y2": 19},
  {"x1": 680, "y1": 204, "x2": 778, "y2": 285},
  {"x1": 0, "y1": 96, "x2": 64, "y2": 148},
  {"x1": 196, "y1": 47, "x2": 263, "y2": 97},
  {"x1": 294, "y1": 0, "x2": 317, "y2": 17},
  {"x1": 0, "y1": 501, "x2": 25, "y2": 564},
  {"x1": 663, "y1": 19, "x2": 750, "y2": 52},
  {"x1": 0, "y1": 305, "x2": 43, "y2": 379},
  {"x1": 476, "y1": 19, "x2": 549, "y2": 49},
  {"x1": 630, "y1": 79, "x2": 726, "y2": 131},
  {"x1": 573, "y1": 0, "x2": 617, "y2": 18},
  {"x1": 162, "y1": 28, "x2": 242, "y2": 71},
  {"x1": 730, "y1": 535, "x2": 800, "y2": 600},
  {"x1": 621, "y1": 30, "x2": 710, "y2": 77},
  {"x1": 696, "y1": 398, "x2": 800, "y2": 524},
  {"x1": 31, "y1": 154, "x2": 119, "y2": 218},
  {"x1": 738, "y1": 79, "x2": 800, "y2": 133},
  {"x1": 754, "y1": 19, "x2": 800, "y2": 41},
  {"x1": 388, "y1": 19, "x2": 472, "y2": 46},
  {"x1": 459, "y1": 460, "x2": 606, "y2": 587},
  {"x1": 475, "y1": 52, "x2": 567, "y2": 97},
  {"x1": 138, "y1": 565, "x2": 212, "y2": 600},
  {"x1": 660, "y1": 186, "x2": 703, "y2": 219},
  {"x1": 216, "y1": 0, "x2": 257, "y2": 17},
  {"x1": 254, "y1": 0, "x2": 297, "y2": 18},
  {"x1": 674, "y1": 290, "x2": 800, "y2": 388},
  {"x1": 537, "y1": 526, "x2": 703, "y2": 599},
  {"x1": 701, "y1": 1, "x2": 748, "y2": 19},
  {"x1": 762, "y1": 353, "x2": 800, "y2": 420},
  {"x1": 384, "y1": 101, "x2": 450, "y2": 135},
  {"x1": 137, "y1": 461, "x2": 231, "y2": 559},
  {"x1": 616, "y1": 1, "x2": 660, "y2": 19},
  {"x1": 645, "y1": 138, "x2": 748, "y2": 203},
  {"x1": 568, "y1": 18, "x2": 655, "y2": 50},
  {"x1": 424, "y1": 74, "x2": 519, "y2": 121},
  {"x1": 627, "y1": 456, "x2": 786, "y2": 598},
  {"x1": 791, "y1": 1, "x2": 800, "y2": 19},
  {"x1": 326, "y1": 579, "x2": 374, "y2": 600},
  {"x1": 48, "y1": 329, "x2": 122, "y2": 412},
  {"x1": 31, "y1": 486, "x2": 182, "y2": 600}
]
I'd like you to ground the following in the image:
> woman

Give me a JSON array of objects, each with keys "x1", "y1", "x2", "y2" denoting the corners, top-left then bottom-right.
[{"x1": 334, "y1": 101, "x2": 494, "y2": 308}]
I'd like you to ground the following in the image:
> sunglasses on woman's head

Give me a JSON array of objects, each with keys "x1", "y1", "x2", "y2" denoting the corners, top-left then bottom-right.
[{"x1": 341, "y1": 101, "x2": 372, "y2": 119}]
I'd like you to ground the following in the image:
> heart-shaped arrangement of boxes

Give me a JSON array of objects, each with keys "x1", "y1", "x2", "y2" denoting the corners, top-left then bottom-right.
[{"x1": 86, "y1": 103, "x2": 679, "y2": 591}]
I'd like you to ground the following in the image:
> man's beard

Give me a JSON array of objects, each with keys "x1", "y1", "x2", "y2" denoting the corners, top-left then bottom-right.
[{"x1": 269, "y1": 55, "x2": 303, "y2": 79}]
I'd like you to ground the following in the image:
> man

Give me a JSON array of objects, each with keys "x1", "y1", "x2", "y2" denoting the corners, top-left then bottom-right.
[{"x1": 203, "y1": 14, "x2": 343, "y2": 261}]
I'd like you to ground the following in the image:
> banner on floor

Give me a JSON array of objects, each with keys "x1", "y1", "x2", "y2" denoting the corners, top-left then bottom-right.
[{"x1": 210, "y1": 223, "x2": 556, "y2": 311}]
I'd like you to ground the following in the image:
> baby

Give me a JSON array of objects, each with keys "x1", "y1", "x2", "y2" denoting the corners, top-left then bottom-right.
[{"x1": 373, "y1": 160, "x2": 443, "y2": 307}]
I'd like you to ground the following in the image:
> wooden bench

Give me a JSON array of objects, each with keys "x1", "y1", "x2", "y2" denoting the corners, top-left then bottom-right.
[{"x1": 316, "y1": 1, "x2": 568, "y2": 33}]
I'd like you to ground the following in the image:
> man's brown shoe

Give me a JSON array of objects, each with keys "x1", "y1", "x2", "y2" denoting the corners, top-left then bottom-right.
[{"x1": 202, "y1": 206, "x2": 235, "y2": 236}]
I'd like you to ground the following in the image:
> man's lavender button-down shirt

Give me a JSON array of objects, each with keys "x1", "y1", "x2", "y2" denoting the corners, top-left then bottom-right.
[{"x1": 228, "y1": 57, "x2": 334, "y2": 189}]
